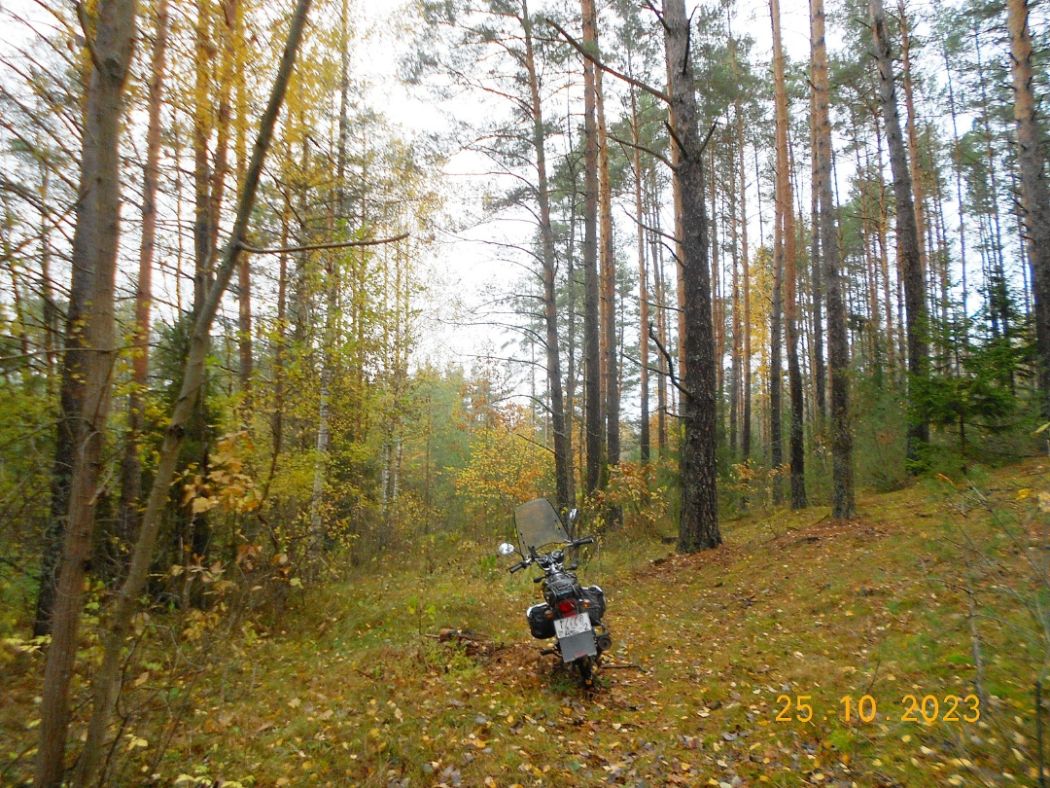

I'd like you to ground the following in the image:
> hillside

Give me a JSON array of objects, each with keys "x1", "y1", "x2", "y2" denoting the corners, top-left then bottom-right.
[{"x1": 2, "y1": 460, "x2": 1046, "y2": 785}]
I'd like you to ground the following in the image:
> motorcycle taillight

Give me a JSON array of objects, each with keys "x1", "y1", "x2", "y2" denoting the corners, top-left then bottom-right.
[{"x1": 557, "y1": 599, "x2": 577, "y2": 616}]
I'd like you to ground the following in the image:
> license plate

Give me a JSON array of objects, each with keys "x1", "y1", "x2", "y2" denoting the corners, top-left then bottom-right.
[{"x1": 554, "y1": 612, "x2": 592, "y2": 639}]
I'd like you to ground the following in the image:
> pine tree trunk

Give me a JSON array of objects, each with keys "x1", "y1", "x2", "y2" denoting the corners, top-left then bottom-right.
[
  {"x1": 116, "y1": 0, "x2": 170, "y2": 577},
  {"x1": 770, "y1": 196, "x2": 784, "y2": 500},
  {"x1": 811, "y1": 0, "x2": 855, "y2": 518},
  {"x1": 565, "y1": 145, "x2": 579, "y2": 497},
  {"x1": 581, "y1": 0, "x2": 602, "y2": 495},
  {"x1": 898, "y1": 1, "x2": 928, "y2": 320},
  {"x1": 596, "y1": 46, "x2": 619, "y2": 477},
  {"x1": 710, "y1": 149, "x2": 723, "y2": 415},
  {"x1": 631, "y1": 80, "x2": 650, "y2": 464},
  {"x1": 808, "y1": 83, "x2": 826, "y2": 422},
  {"x1": 728, "y1": 75, "x2": 742, "y2": 461},
  {"x1": 974, "y1": 31, "x2": 1011, "y2": 337},
  {"x1": 193, "y1": 0, "x2": 214, "y2": 315},
  {"x1": 870, "y1": 0, "x2": 929, "y2": 465},
  {"x1": 1008, "y1": 0, "x2": 1050, "y2": 417},
  {"x1": 663, "y1": 0, "x2": 720, "y2": 552},
  {"x1": 771, "y1": 0, "x2": 806, "y2": 509},
  {"x1": 34, "y1": 0, "x2": 137, "y2": 781},
  {"x1": 523, "y1": 2, "x2": 573, "y2": 512},
  {"x1": 943, "y1": 48, "x2": 969, "y2": 344},
  {"x1": 737, "y1": 103, "x2": 752, "y2": 467}
]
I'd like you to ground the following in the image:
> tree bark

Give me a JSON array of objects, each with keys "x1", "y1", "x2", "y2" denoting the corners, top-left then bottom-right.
[
  {"x1": 771, "y1": 0, "x2": 806, "y2": 509},
  {"x1": 631, "y1": 81, "x2": 650, "y2": 464},
  {"x1": 581, "y1": 0, "x2": 602, "y2": 495},
  {"x1": 595, "y1": 33, "x2": 619, "y2": 481},
  {"x1": 737, "y1": 100, "x2": 752, "y2": 468},
  {"x1": 34, "y1": 0, "x2": 137, "y2": 782},
  {"x1": 193, "y1": 0, "x2": 214, "y2": 317},
  {"x1": 1008, "y1": 0, "x2": 1050, "y2": 418},
  {"x1": 812, "y1": 0, "x2": 855, "y2": 518},
  {"x1": 870, "y1": 0, "x2": 929, "y2": 465},
  {"x1": 234, "y1": 0, "x2": 252, "y2": 414},
  {"x1": 898, "y1": 1, "x2": 928, "y2": 321},
  {"x1": 522, "y1": 2, "x2": 573, "y2": 512},
  {"x1": 728, "y1": 128, "x2": 741, "y2": 459},
  {"x1": 808, "y1": 79, "x2": 826, "y2": 422},
  {"x1": 116, "y1": 0, "x2": 170, "y2": 577},
  {"x1": 942, "y1": 47, "x2": 969, "y2": 344},
  {"x1": 74, "y1": 3, "x2": 313, "y2": 782},
  {"x1": 770, "y1": 192, "x2": 784, "y2": 501},
  {"x1": 663, "y1": 0, "x2": 721, "y2": 552}
]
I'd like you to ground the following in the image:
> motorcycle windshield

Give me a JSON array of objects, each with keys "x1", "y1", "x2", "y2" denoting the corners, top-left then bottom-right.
[{"x1": 514, "y1": 498, "x2": 570, "y2": 554}]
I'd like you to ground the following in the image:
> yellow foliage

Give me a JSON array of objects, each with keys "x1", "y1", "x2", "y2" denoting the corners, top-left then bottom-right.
[
  {"x1": 181, "y1": 431, "x2": 260, "y2": 516},
  {"x1": 453, "y1": 409, "x2": 553, "y2": 523},
  {"x1": 603, "y1": 461, "x2": 673, "y2": 532}
]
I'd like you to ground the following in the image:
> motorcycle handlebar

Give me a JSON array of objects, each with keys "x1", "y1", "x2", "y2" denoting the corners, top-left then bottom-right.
[
  {"x1": 508, "y1": 560, "x2": 528, "y2": 574},
  {"x1": 572, "y1": 536, "x2": 596, "y2": 546}
]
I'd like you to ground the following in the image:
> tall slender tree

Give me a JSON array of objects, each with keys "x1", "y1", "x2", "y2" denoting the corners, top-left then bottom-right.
[
  {"x1": 630, "y1": 76, "x2": 651, "y2": 464},
  {"x1": 812, "y1": 0, "x2": 855, "y2": 518},
  {"x1": 771, "y1": 0, "x2": 806, "y2": 508},
  {"x1": 116, "y1": 0, "x2": 171, "y2": 574},
  {"x1": 581, "y1": 0, "x2": 603, "y2": 495},
  {"x1": 663, "y1": 0, "x2": 720, "y2": 551},
  {"x1": 594, "y1": 27, "x2": 619, "y2": 484},
  {"x1": 1007, "y1": 0, "x2": 1050, "y2": 418},
  {"x1": 522, "y1": 1, "x2": 574, "y2": 512},
  {"x1": 870, "y1": 0, "x2": 929, "y2": 466},
  {"x1": 34, "y1": 0, "x2": 138, "y2": 780}
]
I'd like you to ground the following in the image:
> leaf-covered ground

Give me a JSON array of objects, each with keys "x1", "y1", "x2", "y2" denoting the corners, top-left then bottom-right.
[{"x1": 3, "y1": 460, "x2": 1048, "y2": 786}]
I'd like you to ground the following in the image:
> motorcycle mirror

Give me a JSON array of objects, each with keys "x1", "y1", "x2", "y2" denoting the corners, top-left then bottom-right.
[
  {"x1": 568, "y1": 508, "x2": 579, "y2": 524},
  {"x1": 497, "y1": 542, "x2": 517, "y2": 557}
]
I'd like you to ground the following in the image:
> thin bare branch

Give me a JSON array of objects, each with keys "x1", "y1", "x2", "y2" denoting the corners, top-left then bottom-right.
[
  {"x1": 238, "y1": 233, "x2": 409, "y2": 255},
  {"x1": 609, "y1": 130, "x2": 674, "y2": 170},
  {"x1": 649, "y1": 321, "x2": 692, "y2": 399},
  {"x1": 545, "y1": 18, "x2": 670, "y2": 104}
]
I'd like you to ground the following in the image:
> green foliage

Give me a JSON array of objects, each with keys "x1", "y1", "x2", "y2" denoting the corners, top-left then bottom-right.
[{"x1": 918, "y1": 338, "x2": 1018, "y2": 433}]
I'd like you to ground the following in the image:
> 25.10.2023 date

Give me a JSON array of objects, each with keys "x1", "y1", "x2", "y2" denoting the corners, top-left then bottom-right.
[{"x1": 775, "y1": 693, "x2": 981, "y2": 724}]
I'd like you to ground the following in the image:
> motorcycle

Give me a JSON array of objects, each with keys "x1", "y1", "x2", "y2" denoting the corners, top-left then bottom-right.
[{"x1": 498, "y1": 498, "x2": 612, "y2": 686}]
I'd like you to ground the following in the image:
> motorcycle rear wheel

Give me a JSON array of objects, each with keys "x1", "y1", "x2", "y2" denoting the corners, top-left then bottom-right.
[{"x1": 575, "y1": 656, "x2": 594, "y2": 687}]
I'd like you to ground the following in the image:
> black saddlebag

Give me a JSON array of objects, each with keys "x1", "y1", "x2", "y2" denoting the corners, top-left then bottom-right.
[
  {"x1": 526, "y1": 603, "x2": 555, "y2": 639},
  {"x1": 582, "y1": 585, "x2": 606, "y2": 624}
]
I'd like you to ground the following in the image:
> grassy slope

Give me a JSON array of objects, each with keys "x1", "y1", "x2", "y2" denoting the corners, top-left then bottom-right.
[{"x1": 3, "y1": 459, "x2": 1048, "y2": 786}]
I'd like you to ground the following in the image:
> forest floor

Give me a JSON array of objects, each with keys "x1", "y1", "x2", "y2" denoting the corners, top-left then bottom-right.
[{"x1": 3, "y1": 459, "x2": 1050, "y2": 786}]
